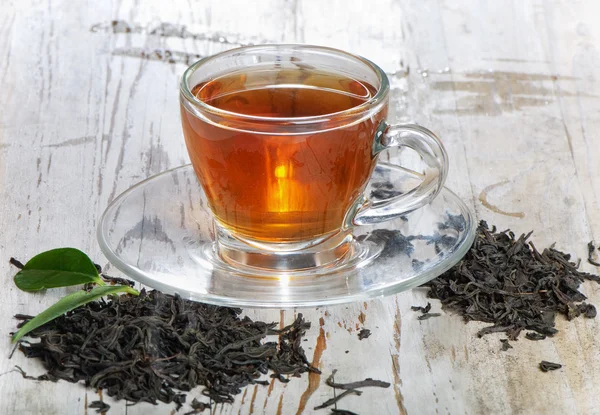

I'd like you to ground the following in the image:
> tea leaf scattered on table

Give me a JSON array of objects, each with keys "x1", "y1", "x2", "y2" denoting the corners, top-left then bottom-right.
[
  {"x1": 9, "y1": 257, "x2": 24, "y2": 269},
  {"x1": 325, "y1": 369, "x2": 391, "y2": 390},
  {"x1": 12, "y1": 285, "x2": 139, "y2": 342},
  {"x1": 417, "y1": 313, "x2": 441, "y2": 321},
  {"x1": 88, "y1": 401, "x2": 110, "y2": 413},
  {"x1": 357, "y1": 328, "x2": 371, "y2": 340},
  {"x1": 183, "y1": 398, "x2": 211, "y2": 414},
  {"x1": 500, "y1": 339, "x2": 513, "y2": 351},
  {"x1": 411, "y1": 302, "x2": 431, "y2": 313},
  {"x1": 13, "y1": 248, "x2": 104, "y2": 291},
  {"x1": 539, "y1": 361, "x2": 562, "y2": 372},
  {"x1": 525, "y1": 332, "x2": 546, "y2": 341},
  {"x1": 314, "y1": 389, "x2": 362, "y2": 410},
  {"x1": 588, "y1": 241, "x2": 600, "y2": 266},
  {"x1": 424, "y1": 221, "x2": 600, "y2": 341}
]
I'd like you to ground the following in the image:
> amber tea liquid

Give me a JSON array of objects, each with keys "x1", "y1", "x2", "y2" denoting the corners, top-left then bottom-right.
[{"x1": 181, "y1": 68, "x2": 386, "y2": 242}]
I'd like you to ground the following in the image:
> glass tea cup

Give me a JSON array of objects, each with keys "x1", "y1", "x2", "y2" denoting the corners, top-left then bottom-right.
[{"x1": 180, "y1": 45, "x2": 447, "y2": 273}]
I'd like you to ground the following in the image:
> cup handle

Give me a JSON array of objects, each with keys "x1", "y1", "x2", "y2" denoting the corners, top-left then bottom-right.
[{"x1": 352, "y1": 122, "x2": 449, "y2": 226}]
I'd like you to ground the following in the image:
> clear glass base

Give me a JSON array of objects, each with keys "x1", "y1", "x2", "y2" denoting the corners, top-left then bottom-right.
[
  {"x1": 97, "y1": 164, "x2": 476, "y2": 308},
  {"x1": 196, "y1": 226, "x2": 382, "y2": 278}
]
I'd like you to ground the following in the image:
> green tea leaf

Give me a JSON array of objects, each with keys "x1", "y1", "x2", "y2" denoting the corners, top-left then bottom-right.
[
  {"x1": 14, "y1": 248, "x2": 105, "y2": 291},
  {"x1": 12, "y1": 285, "x2": 139, "y2": 342}
]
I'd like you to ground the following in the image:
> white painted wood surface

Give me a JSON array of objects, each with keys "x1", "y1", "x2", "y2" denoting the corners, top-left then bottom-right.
[{"x1": 1, "y1": 0, "x2": 600, "y2": 414}]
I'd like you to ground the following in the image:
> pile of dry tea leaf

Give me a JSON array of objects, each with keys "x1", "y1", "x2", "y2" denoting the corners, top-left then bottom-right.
[
  {"x1": 14, "y1": 290, "x2": 317, "y2": 408},
  {"x1": 423, "y1": 220, "x2": 600, "y2": 341}
]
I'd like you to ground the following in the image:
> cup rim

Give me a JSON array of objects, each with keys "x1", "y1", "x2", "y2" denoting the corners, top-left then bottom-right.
[{"x1": 180, "y1": 44, "x2": 389, "y2": 124}]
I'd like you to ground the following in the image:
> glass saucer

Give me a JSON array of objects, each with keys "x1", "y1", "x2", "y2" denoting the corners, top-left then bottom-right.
[{"x1": 97, "y1": 164, "x2": 476, "y2": 308}]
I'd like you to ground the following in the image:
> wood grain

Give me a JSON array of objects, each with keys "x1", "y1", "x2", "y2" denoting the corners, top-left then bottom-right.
[{"x1": 1, "y1": 0, "x2": 600, "y2": 414}]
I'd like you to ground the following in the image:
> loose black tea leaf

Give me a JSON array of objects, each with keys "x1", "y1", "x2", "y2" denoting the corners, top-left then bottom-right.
[
  {"x1": 183, "y1": 398, "x2": 211, "y2": 414},
  {"x1": 412, "y1": 259, "x2": 425, "y2": 271},
  {"x1": 314, "y1": 389, "x2": 362, "y2": 410},
  {"x1": 270, "y1": 373, "x2": 290, "y2": 383},
  {"x1": 325, "y1": 370, "x2": 391, "y2": 390},
  {"x1": 370, "y1": 181, "x2": 404, "y2": 200},
  {"x1": 525, "y1": 332, "x2": 546, "y2": 341},
  {"x1": 539, "y1": 361, "x2": 562, "y2": 372},
  {"x1": 331, "y1": 410, "x2": 360, "y2": 415},
  {"x1": 417, "y1": 313, "x2": 441, "y2": 321},
  {"x1": 588, "y1": 241, "x2": 600, "y2": 266},
  {"x1": 14, "y1": 365, "x2": 38, "y2": 380},
  {"x1": 101, "y1": 274, "x2": 136, "y2": 287},
  {"x1": 500, "y1": 339, "x2": 512, "y2": 351},
  {"x1": 438, "y1": 213, "x2": 466, "y2": 232},
  {"x1": 412, "y1": 303, "x2": 440, "y2": 321},
  {"x1": 15, "y1": 290, "x2": 315, "y2": 407},
  {"x1": 89, "y1": 400, "x2": 110, "y2": 413},
  {"x1": 411, "y1": 302, "x2": 432, "y2": 313},
  {"x1": 362, "y1": 229, "x2": 414, "y2": 258},
  {"x1": 357, "y1": 329, "x2": 371, "y2": 340},
  {"x1": 424, "y1": 221, "x2": 600, "y2": 341},
  {"x1": 567, "y1": 303, "x2": 597, "y2": 320},
  {"x1": 93, "y1": 263, "x2": 135, "y2": 287},
  {"x1": 9, "y1": 257, "x2": 24, "y2": 269}
]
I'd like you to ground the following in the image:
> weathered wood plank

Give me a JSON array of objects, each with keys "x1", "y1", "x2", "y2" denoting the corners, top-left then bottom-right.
[{"x1": 1, "y1": 0, "x2": 600, "y2": 414}]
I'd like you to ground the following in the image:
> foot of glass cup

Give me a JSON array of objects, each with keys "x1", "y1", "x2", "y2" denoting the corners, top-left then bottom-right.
[{"x1": 213, "y1": 223, "x2": 383, "y2": 276}]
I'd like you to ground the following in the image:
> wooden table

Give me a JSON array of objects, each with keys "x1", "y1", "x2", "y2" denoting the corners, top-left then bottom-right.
[{"x1": 1, "y1": 1, "x2": 599, "y2": 414}]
